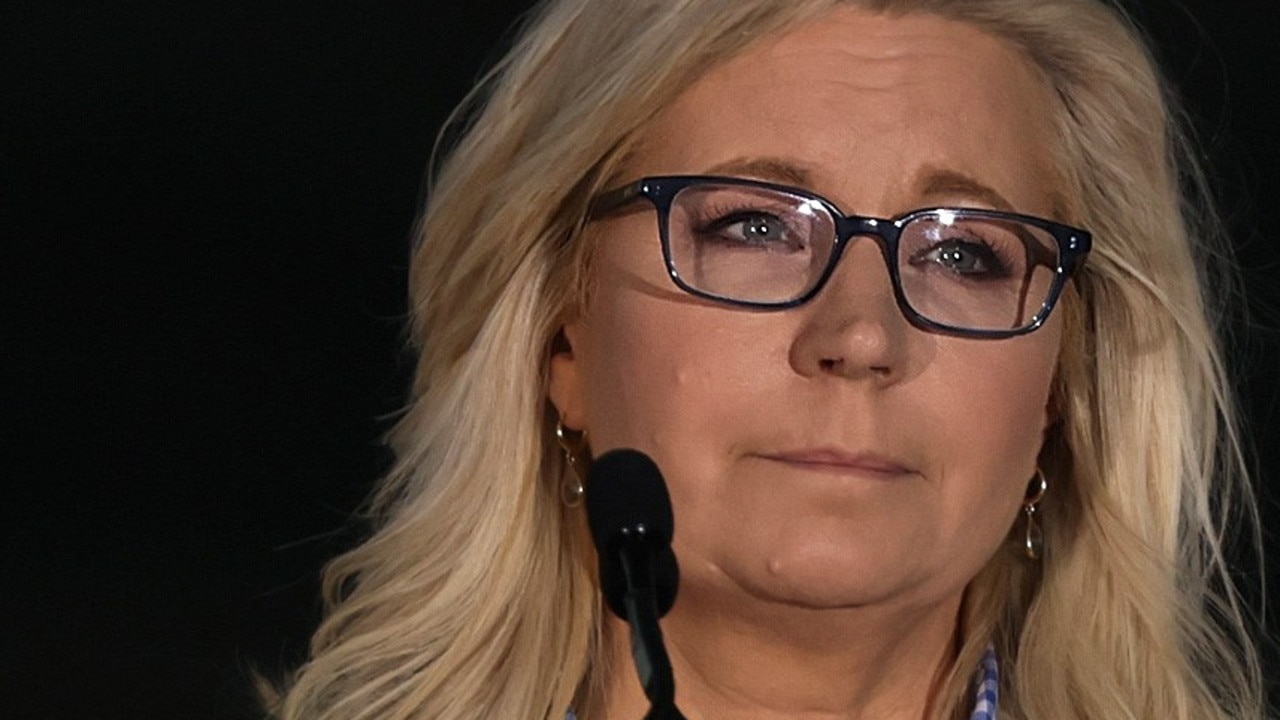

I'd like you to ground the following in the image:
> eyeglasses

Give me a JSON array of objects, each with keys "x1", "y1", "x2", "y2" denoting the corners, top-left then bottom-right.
[{"x1": 591, "y1": 175, "x2": 1091, "y2": 338}]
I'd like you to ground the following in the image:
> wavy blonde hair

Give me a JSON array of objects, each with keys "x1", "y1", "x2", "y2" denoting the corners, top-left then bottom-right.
[{"x1": 270, "y1": 0, "x2": 1266, "y2": 718}]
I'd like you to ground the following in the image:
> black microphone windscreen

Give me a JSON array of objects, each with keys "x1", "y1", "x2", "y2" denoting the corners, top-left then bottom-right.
[
  {"x1": 586, "y1": 448, "x2": 680, "y2": 618},
  {"x1": 585, "y1": 448, "x2": 675, "y2": 551}
]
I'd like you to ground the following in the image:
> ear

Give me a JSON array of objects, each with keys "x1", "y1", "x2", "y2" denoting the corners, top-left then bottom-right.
[
  {"x1": 548, "y1": 323, "x2": 587, "y2": 430},
  {"x1": 1043, "y1": 370, "x2": 1066, "y2": 437},
  {"x1": 1042, "y1": 392, "x2": 1059, "y2": 435}
]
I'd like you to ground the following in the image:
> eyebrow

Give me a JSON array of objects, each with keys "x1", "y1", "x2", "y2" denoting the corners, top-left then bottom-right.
[
  {"x1": 698, "y1": 157, "x2": 1067, "y2": 219},
  {"x1": 707, "y1": 159, "x2": 1015, "y2": 211},
  {"x1": 703, "y1": 156, "x2": 814, "y2": 188},
  {"x1": 913, "y1": 167, "x2": 1015, "y2": 212}
]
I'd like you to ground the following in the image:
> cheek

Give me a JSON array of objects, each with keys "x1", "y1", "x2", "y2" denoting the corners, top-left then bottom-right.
[
  {"x1": 574, "y1": 222, "x2": 791, "y2": 457},
  {"x1": 926, "y1": 332, "x2": 1059, "y2": 541},
  {"x1": 937, "y1": 338, "x2": 1054, "y2": 442},
  {"x1": 578, "y1": 293, "x2": 781, "y2": 458}
]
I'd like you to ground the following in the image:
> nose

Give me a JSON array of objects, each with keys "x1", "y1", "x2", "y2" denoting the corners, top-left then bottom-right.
[{"x1": 788, "y1": 236, "x2": 913, "y2": 382}]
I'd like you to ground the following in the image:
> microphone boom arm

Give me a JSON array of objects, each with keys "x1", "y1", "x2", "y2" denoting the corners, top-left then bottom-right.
[{"x1": 614, "y1": 528, "x2": 684, "y2": 719}]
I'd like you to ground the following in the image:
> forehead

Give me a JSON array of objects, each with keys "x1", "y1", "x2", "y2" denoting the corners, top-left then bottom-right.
[{"x1": 626, "y1": 6, "x2": 1062, "y2": 217}]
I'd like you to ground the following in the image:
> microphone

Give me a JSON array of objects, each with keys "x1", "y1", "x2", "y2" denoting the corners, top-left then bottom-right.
[{"x1": 585, "y1": 449, "x2": 685, "y2": 720}]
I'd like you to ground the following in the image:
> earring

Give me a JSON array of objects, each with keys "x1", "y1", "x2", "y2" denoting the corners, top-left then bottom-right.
[
  {"x1": 555, "y1": 419, "x2": 589, "y2": 507},
  {"x1": 1022, "y1": 469, "x2": 1048, "y2": 560}
]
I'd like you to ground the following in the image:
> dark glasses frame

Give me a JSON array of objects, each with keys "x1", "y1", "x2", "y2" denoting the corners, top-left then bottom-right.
[{"x1": 591, "y1": 175, "x2": 1092, "y2": 339}]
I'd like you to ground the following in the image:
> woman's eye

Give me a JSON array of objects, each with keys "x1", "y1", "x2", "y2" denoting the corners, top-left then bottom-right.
[
  {"x1": 910, "y1": 238, "x2": 1009, "y2": 277},
  {"x1": 696, "y1": 212, "x2": 804, "y2": 251}
]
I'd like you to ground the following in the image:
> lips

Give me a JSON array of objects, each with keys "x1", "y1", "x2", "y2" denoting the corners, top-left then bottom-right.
[{"x1": 758, "y1": 448, "x2": 916, "y2": 477}]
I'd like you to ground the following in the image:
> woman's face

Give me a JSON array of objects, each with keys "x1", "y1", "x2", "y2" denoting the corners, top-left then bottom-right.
[{"x1": 551, "y1": 8, "x2": 1063, "y2": 614}]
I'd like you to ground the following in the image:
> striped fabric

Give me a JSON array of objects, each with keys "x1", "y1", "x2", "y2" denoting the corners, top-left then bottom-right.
[{"x1": 566, "y1": 646, "x2": 1000, "y2": 719}]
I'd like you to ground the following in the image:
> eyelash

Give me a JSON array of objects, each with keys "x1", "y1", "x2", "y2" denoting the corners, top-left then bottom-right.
[
  {"x1": 913, "y1": 233, "x2": 1016, "y2": 279},
  {"x1": 689, "y1": 203, "x2": 804, "y2": 244}
]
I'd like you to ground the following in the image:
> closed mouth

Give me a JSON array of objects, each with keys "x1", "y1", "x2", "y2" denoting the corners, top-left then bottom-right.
[{"x1": 759, "y1": 448, "x2": 914, "y2": 477}]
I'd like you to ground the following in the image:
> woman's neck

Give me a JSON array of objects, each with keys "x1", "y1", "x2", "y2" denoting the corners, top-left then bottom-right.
[{"x1": 592, "y1": 589, "x2": 964, "y2": 720}]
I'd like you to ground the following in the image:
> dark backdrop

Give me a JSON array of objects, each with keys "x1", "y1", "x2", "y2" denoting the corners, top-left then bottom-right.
[{"x1": 4, "y1": 1, "x2": 1278, "y2": 718}]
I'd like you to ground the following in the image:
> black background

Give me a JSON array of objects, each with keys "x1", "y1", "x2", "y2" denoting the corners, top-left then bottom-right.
[{"x1": 4, "y1": 1, "x2": 1278, "y2": 718}]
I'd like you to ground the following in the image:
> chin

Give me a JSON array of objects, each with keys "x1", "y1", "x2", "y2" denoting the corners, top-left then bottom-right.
[
  {"x1": 763, "y1": 582, "x2": 887, "y2": 610},
  {"x1": 712, "y1": 541, "x2": 923, "y2": 611},
  {"x1": 761, "y1": 560, "x2": 903, "y2": 609}
]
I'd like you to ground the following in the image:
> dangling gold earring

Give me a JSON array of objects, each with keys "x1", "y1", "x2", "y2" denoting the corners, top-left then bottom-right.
[
  {"x1": 1022, "y1": 469, "x2": 1048, "y2": 560},
  {"x1": 555, "y1": 419, "x2": 589, "y2": 507}
]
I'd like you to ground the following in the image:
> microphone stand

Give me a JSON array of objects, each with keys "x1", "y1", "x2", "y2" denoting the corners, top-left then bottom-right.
[{"x1": 614, "y1": 528, "x2": 687, "y2": 720}]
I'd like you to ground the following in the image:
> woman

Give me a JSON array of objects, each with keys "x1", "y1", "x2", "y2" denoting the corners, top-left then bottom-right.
[{"x1": 271, "y1": 0, "x2": 1267, "y2": 718}]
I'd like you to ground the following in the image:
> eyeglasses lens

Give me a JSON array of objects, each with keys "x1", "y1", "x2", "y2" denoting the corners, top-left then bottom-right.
[
  {"x1": 897, "y1": 212, "x2": 1058, "y2": 332},
  {"x1": 666, "y1": 183, "x2": 836, "y2": 304}
]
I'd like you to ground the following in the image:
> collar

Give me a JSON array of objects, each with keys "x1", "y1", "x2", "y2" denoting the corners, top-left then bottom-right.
[
  {"x1": 971, "y1": 645, "x2": 1000, "y2": 720},
  {"x1": 566, "y1": 646, "x2": 1000, "y2": 720}
]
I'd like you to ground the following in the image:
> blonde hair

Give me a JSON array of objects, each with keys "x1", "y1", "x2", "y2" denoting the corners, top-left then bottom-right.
[{"x1": 270, "y1": 1, "x2": 1266, "y2": 718}]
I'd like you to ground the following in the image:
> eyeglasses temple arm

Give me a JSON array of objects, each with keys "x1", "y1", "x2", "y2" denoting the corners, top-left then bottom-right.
[{"x1": 589, "y1": 180, "x2": 647, "y2": 219}]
